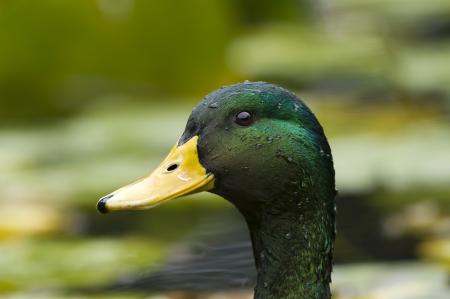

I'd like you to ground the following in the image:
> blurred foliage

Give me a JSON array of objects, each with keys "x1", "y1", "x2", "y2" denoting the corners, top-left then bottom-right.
[
  {"x1": 1, "y1": 0, "x2": 448, "y2": 123},
  {"x1": 0, "y1": 237, "x2": 164, "y2": 291},
  {"x1": 0, "y1": 0, "x2": 237, "y2": 122}
]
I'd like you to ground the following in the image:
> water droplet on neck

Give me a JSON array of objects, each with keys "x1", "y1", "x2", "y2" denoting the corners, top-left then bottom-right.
[
  {"x1": 256, "y1": 143, "x2": 262, "y2": 149},
  {"x1": 285, "y1": 232, "x2": 292, "y2": 240},
  {"x1": 260, "y1": 252, "x2": 266, "y2": 260},
  {"x1": 293, "y1": 103, "x2": 300, "y2": 111},
  {"x1": 266, "y1": 137, "x2": 273, "y2": 143},
  {"x1": 263, "y1": 281, "x2": 268, "y2": 288},
  {"x1": 208, "y1": 102, "x2": 218, "y2": 108}
]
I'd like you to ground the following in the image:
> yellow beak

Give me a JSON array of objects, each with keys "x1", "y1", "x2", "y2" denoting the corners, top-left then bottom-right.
[{"x1": 97, "y1": 136, "x2": 214, "y2": 213}]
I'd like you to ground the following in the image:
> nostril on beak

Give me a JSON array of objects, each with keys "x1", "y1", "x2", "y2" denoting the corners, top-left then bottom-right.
[
  {"x1": 97, "y1": 194, "x2": 114, "y2": 214},
  {"x1": 166, "y1": 163, "x2": 179, "y2": 172}
]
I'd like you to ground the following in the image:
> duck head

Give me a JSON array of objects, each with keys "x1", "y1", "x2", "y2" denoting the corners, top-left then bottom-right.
[{"x1": 98, "y1": 82, "x2": 334, "y2": 215}]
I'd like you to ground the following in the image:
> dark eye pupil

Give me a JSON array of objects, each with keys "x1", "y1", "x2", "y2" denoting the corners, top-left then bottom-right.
[{"x1": 235, "y1": 111, "x2": 253, "y2": 126}]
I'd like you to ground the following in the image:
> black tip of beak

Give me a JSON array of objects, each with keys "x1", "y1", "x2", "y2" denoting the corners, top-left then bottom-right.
[{"x1": 97, "y1": 194, "x2": 113, "y2": 214}]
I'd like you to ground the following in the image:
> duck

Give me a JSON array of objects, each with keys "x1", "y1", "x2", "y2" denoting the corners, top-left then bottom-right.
[{"x1": 97, "y1": 82, "x2": 336, "y2": 299}]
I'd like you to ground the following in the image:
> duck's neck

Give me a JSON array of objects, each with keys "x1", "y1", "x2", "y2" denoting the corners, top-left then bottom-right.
[{"x1": 232, "y1": 192, "x2": 335, "y2": 299}]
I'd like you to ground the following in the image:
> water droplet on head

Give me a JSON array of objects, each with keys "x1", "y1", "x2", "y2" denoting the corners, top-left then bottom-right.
[
  {"x1": 263, "y1": 281, "x2": 268, "y2": 288},
  {"x1": 285, "y1": 232, "x2": 292, "y2": 239},
  {"x1": 266, "y1": 137, "x2": 273, "y2": 143},
  {"x1": 208, "y1": 102, "x2": 218, "y2": 108},
  {"x1": 294, "y1": 103, "x2": 300, "y2": 111},
  {"x1": 256, "y1": 143, "x2": 262, "y2": 149}
]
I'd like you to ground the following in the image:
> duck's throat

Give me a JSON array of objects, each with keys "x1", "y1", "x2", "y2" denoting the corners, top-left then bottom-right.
[{"x1": 237, "y1": 197, "x2": 335, "y2": 299}]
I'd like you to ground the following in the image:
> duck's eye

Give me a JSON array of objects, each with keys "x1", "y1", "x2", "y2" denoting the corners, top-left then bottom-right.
[{"x1": 234, "y1": 111, "x2": 254, "y2": 126}]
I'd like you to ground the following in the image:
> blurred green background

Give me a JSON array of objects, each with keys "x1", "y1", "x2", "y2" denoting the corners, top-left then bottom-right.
[{"x1": 0, "y1": 0, "x2": 449, "y2": 298}]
